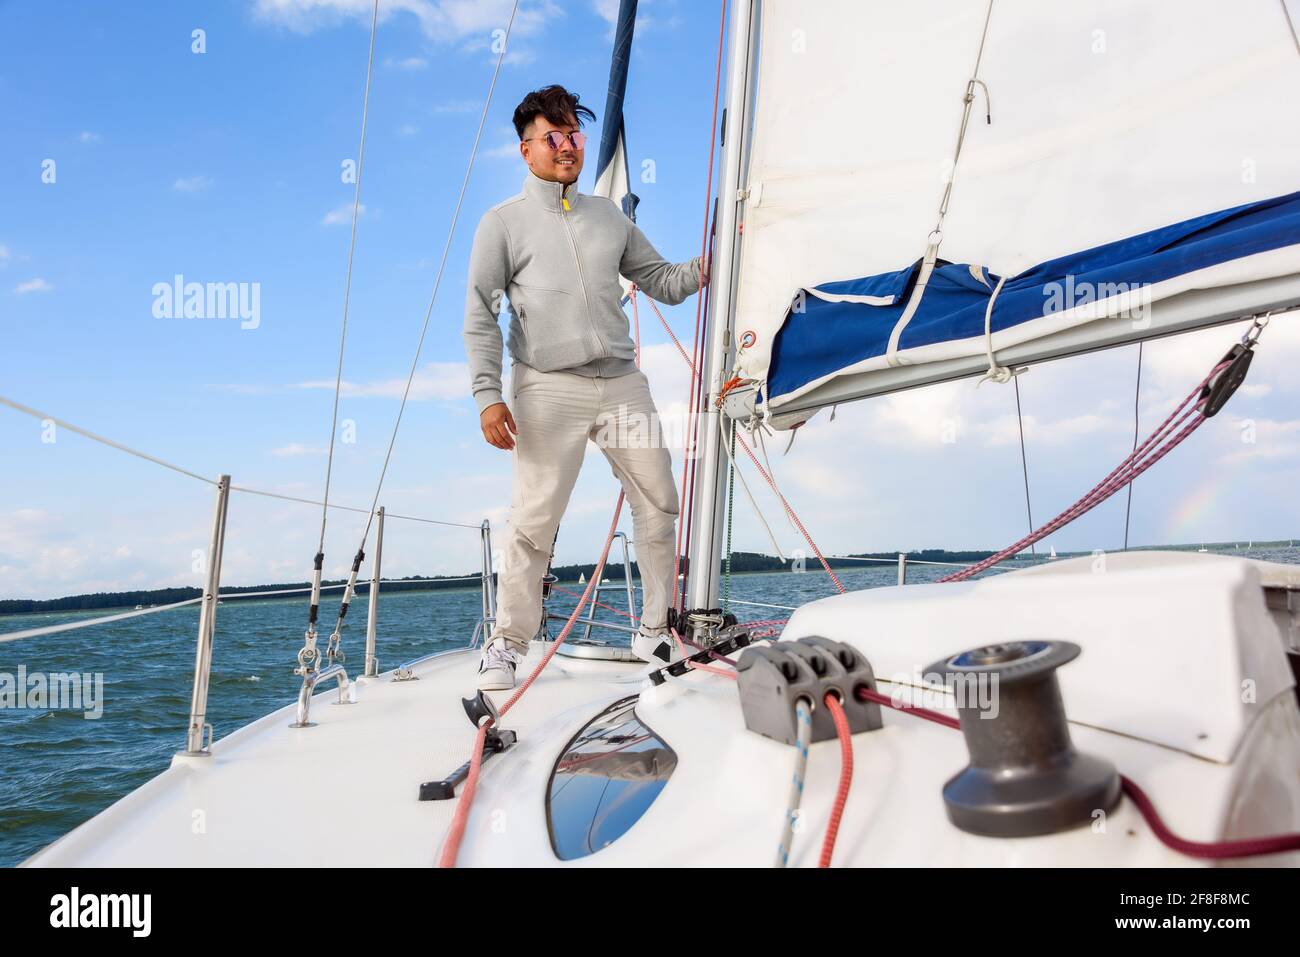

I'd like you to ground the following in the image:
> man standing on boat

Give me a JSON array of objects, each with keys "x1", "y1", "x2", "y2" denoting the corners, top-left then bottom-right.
[{"x1": 463, "y1": 85, "x2": 706, "y2": 691}]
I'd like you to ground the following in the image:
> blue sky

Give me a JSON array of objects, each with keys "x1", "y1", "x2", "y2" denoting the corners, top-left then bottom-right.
[{"x1": 2, "y1": 0, "x2": 1299, "y2": 601}]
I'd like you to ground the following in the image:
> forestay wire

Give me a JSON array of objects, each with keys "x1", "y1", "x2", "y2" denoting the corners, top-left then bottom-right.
[
  {"x1": 301, "y1": 0, "x2": 381, "y2": 672},
  {"x1": 307, "y1": 0, "x2": 523, "y2": 668}
]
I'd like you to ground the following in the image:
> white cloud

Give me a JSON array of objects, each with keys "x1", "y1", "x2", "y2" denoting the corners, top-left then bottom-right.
[
  {"x1": 981, "y1": 410, "x2": 1114, "y2": 447},
  {"x1": 271, "y1": 443, "x2": 329, "y2": 457},
  {"x1": 483, "y1": 124, "x2": 523, "y2": 158},
  {"x1": 322, "y1": 202, "x2": 366, "y2": 225},
  {"x1": 398, "y1": 123, "x2": 419, "y2": 136},
  {"x1": 0, "y1": 509, "x2": 181, "y2": 600},
  {"x1": 1217, "y1": 415, "x2": 1300, "y2": 465},
  {"x1": 433, "y1": 99, "x2": 481, "y2": 114},
  {"x1": 0, "y1": 244, "x2": 9, "y2": 267},
  {"x1": 252, "y1": 0, "x2": 561, "y2": 41},
  {"x1": 15, "y1": 277, "x2": 53, "y2": 294},
  {"x1": 172, "y1": 175, "x2": 214, "y2": 192},
  {"x1": 295, "y1": 360, "x2": 470, "y2": 401},
  {"x1": 501, "y1": 48, "x2": 536, "y2": 66},
  {"x1": 592, "y1": 0, "x2": 678, "y2": 38},
  {"x1": 385, "y1": 55, "x2": 428, "y2": 70},
  {"x1": 485, "y1": 140, "x2": 523, "y2": 159},
  {"x1": 209, "y1": 383, "x2": 277, "y2": 395},
  {"x1": 79, "y1": 131, "x2": 100, "y2": 143}
]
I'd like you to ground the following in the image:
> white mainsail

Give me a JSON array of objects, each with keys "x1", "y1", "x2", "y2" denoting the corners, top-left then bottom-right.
[{"x1": 726, "y1": 0, "x2": 1300, "y2": 427}]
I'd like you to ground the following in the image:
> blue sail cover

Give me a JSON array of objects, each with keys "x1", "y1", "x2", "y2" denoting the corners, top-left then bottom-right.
[{"x1": 767, "y1": 191, "x2": 1300, "y2": 402}]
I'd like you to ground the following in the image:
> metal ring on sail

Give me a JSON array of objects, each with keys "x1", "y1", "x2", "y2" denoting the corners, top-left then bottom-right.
[{"x1": 884, "y1": 0, "x2": 996, "y2": 370}]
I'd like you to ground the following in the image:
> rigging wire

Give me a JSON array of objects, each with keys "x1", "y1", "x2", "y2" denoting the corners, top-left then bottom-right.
[
  {"x1": 0, "y1": 394, "x2": 217, "y2": 486},
  {"x1": 311, "y1": 0, "x2": 521, "y2": 666},
  {"x1": 0, "y1": 577, "x2": 484, "y2": 645},
  {"x1": 299, "y1": 0, "x2": 381, "y2": 669},
  {"x1": 672, "y1": 0, "x2": 730, "y2": 616},
  {"x1": 317, "y1": 0, "x2": 380, "y2": 556},
  {"x1": 722, "y1": 416, "x2": 737, "y2": 612},
  {"x1": 1122, "y1": 342, "x2": 1143, "y2": 550},
  {"x1": 352, "y1": 0, "x2": 520, "y2": 552},
  {"x1": 0, "y1": 394, "x2": 477, "y2": 527},
  {"x1": 940, "y1": 328, "x2": 1261, "y2": 584},
  {"x1": 931, "y1": 0, "x2": 996, "y2": 245},
  {"x1": 1283, "y1": 0, "x2": 1300, "y2": 57},
  {"x1": 1012, "y1": 376, "x2": 1035, "y2": 555}
]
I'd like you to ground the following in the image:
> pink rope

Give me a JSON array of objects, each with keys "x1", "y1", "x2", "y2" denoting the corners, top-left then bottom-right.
[
  {"x1": 941, "y1": 357, "x2": 1231, "y2": 583},
  {"x1": 437, "y1": 496, "x2": 627, "y2": 868}
]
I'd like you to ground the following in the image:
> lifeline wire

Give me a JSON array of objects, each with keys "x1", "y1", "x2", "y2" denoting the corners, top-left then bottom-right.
[{"x1": 0, "y1": 394, "x2": 474, "y2": 527}]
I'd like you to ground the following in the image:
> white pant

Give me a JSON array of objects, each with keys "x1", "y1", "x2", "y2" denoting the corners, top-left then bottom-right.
[{"x1": 493, "y1": 362, "x2": 680, "y2": 654}]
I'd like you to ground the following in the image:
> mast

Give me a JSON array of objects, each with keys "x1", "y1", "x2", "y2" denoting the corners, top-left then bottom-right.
[{"x1": 684, "y1": 0, "x2": 760, "y2": 627}]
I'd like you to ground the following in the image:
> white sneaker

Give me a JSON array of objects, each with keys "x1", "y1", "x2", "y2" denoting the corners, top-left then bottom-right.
[
  {"x1": 631, "y1": 626, "x2": 680, "y2": 665},
  {"x1": 477, "y1": 639, "x2": 520, "y2": 691}
]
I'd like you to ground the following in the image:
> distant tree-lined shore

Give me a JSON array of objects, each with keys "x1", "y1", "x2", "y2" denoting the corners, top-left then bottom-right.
[{"x1": 3, "y1": 541, "x2": 1291, "y2": 616}]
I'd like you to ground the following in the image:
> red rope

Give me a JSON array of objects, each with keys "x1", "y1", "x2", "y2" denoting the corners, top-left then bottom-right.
[
  {"x1": 437, "y1": 720, "x2": 490, "y2": 868},
  {"x1": 735, "y1": 437, "x2": 846, "y2": 594},
  {"x1": 820, "y1": 692, "x2": 854, "y2": 867},
  {"x1": 438, "y1": 496, "x2": 626, "y2": 868},
  {"x1": 551, "y1": 583, "x2": 635, "y2": 619},
  {"x1": 855, "y1": 687, "x2": 1300, "y2": 859},
  {"x1": 641, "y1": 293, "x2": 846, "y2": 599}
]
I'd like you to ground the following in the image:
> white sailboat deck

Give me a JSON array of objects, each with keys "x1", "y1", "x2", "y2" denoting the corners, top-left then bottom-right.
[{"x1": 26, "y1": 552, "x2": 1300, "y2": 868}]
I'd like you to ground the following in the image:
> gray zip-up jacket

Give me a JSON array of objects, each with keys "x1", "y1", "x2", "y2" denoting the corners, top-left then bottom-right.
[{"x1": 463, "y1": 170, "x2": 703, "y2": 414}]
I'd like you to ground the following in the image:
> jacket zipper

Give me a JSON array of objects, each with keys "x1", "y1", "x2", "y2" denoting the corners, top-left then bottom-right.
[{"x1": 558, "y1": 189, "x2": 606, "y2": 355}]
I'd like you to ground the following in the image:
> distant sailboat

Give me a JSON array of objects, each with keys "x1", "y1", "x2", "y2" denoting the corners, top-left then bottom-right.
[
  {"x1": 1048, "y1": 547, "x2": 1057, "y2": 560},
  {"x1": 578, "y1": 572, "x2": 586, "y2": 584}
]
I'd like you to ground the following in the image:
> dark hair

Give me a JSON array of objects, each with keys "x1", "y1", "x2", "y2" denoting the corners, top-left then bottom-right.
[{"x1": 512, "y1": 84, "x2": 596, "y2": 140}]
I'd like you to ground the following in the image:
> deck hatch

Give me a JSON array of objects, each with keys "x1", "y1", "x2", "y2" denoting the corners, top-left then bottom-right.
[{"x1": 546, "y1": 695, "x2": 675, "y2": 860}]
